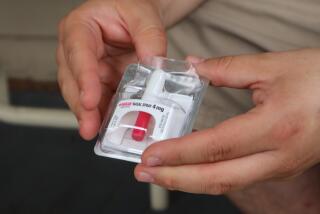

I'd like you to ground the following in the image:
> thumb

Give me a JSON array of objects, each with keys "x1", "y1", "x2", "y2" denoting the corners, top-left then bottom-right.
[
  {"x1": 117, "y1": 0, "x2": 167, "y2": 59},
  {"x1": 195, "y1": 54, "x2": 268, "y2": 88}
]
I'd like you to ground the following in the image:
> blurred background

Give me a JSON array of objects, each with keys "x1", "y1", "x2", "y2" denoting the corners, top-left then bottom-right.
[{"x1": 0, "y1": 0, "x2": 239, "y2": 213}]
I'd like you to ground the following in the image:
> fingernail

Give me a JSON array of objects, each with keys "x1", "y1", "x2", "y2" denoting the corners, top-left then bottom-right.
[
  {"x1": 137, "y1": 172, "x2": 154, "y2": 183},
  {"x1": 187, "y1": 56, "x2": 205, "y2": 64},
  {"x1": 146, "y1": 156, "x2": 162, "y2": 167}
]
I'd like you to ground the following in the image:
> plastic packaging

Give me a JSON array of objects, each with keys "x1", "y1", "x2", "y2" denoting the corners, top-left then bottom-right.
[{"x1": 94, "y1": 57, "x2": 208, "y2": 162}]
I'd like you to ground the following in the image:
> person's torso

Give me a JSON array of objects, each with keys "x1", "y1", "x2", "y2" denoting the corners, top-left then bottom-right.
[{"x1": 168, "y1": 0, "x2": 320, "y2": 58}]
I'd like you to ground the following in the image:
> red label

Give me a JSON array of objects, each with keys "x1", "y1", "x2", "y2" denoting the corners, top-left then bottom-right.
[{"x1": 119, "y1": 102, "x2": 132, "y2": 107}]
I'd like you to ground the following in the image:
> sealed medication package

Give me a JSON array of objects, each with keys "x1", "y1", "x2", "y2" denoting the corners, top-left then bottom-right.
[{"x1": 95, "y1": 57, "x2": 208, "y2": 162}]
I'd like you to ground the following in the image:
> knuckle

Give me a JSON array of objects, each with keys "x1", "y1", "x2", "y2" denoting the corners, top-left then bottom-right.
[
  {"x1": 203, "y1": 137, "x2": 231, "y2": 162},
  {"x1": 65, "y1": 45, "x2": 77, "y2": 65},
  {"x1": 252, "y1": 89, "x2": 267, "y2": 105},
  {"x1": 202, "y1": 180, "x2": 234, "y2": 195},
  {"x1": 77, "y1": 71, "x2": 88, "y2": 87},
  {"x1": 270, "y1": 113, "x2": 304, "y2": 144},
  {"x1": 210, "y1": 56, "x2": 234, "y2": 86},
  {"x1": 172, "y1": 138, "x2": 187, "y2": 164},
  {"x1": 65, "y1": 45, "x2": 86, "y2": 72},
  {"x1": 137, "y1": 25, "x2": 166, "y2": 40},
  {"x1": 161, "y1": 177, "x2": 178, "y2": 190},
  {"x1": 275, "y1": 156, "x2": 301, "y2": 178},
  {"x1": 176, "y1": 152, "x2": 186, "y2": 164}
]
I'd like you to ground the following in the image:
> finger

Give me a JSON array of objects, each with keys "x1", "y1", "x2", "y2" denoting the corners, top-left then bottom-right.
[
  {"x1": 57, "y1": 44, "x2": 81, "y2": 115},
  {"x1": 135, "y1": 152, "x2": 277, "y2": 194},
  {"x1": 141, "y1": 110, "x2": 275, "y2": 166},
  {"x1": 116, "y1": 0, "x2": 167, "y2": 58},
  {"x1": 57, "y1": 65, "x2": 80, "y2": 118},
  {"x1": 57, "y1": 44, "x2": 101, "y2": 140},
  {"x1": 62, "y1": 19, "x2": 103, "y2": 110},
  {"x1": 58, "y1": 64, "x2": 101, "y2": 140},
  {"x1": 195, "y1": 53, "x2": 271, "y2": 88}
]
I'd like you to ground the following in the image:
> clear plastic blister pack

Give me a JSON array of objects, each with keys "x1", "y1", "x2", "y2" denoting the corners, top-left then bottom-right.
[{"x1": 94, "y1": 57, "x2": 208, "y2": 162}]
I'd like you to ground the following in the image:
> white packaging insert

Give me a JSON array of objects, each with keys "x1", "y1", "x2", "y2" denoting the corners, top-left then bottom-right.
[{"x1": 94, "y1": 57, "x2": 208, "y2": 163}]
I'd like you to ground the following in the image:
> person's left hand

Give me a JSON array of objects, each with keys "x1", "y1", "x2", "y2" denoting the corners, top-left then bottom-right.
[{"x1": 134, "y1": 48, "x2": 320, "y2": 194}]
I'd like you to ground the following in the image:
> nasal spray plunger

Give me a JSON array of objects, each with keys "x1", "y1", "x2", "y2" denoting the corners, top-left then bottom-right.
[{"x1": 132, "y1": 69, "x2": 166, "y2": 141}]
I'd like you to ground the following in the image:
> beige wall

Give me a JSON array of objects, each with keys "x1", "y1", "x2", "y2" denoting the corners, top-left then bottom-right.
[{"x1": 0, "y1": 0, "x2": 84, "y2": 81}]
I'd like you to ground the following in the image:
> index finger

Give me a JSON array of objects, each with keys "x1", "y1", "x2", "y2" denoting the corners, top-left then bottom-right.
[{"x1": 62, "y1": 19, "x2": 104, "y2": 110}]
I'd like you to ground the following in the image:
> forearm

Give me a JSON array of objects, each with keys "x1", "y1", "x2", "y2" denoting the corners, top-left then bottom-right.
[{"x1": 152, "y1": 0, "x2": 205, "y2": 27}]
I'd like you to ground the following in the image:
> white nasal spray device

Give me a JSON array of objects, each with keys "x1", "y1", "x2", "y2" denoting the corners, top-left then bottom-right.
[{"x1": 95, "y1": 57, "x2": 208, "y2": 163}]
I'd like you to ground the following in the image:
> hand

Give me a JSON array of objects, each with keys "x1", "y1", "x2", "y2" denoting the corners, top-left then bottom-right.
[
  {"x1": 57, "y1": 0, "x2": 166, "y2": 140},
  {"x1": 135, "y1": 49, "x2": 320, "y2": 194}
]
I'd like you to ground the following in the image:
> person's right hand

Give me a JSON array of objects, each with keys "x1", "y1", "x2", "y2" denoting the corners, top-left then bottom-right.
[{"x1": 57, "y1": 0, "x2": 166, "y2": 140}]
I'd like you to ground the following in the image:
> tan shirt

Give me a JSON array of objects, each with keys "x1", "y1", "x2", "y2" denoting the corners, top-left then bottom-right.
[{"x1": 167, "y1": 0, "x2": 320, "y2": 129}]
